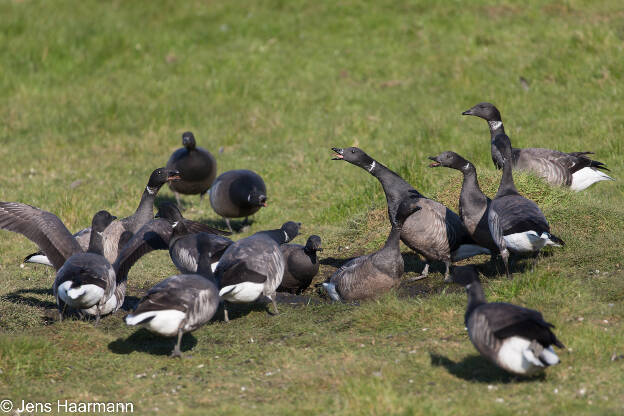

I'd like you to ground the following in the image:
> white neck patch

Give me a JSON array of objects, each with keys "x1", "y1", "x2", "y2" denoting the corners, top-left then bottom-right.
[
  {"x1": 283, "y1": 231, "x2": 289, "y2": 241},
  {"x1": 463, "y1": 163, "x2": 470, "y2": 171},
  {"x1": 146, "y1": 186, "x2": 157, "y2": 195},
  {"x1": 172, "y1": 221, "x2": 179, "y2": 228},
  {"x1": 367, "y1": 161, "x2": 376, "y2": 173},
  {"x1": 488, "y1": 120, "x2": 503, "y2": 130}
]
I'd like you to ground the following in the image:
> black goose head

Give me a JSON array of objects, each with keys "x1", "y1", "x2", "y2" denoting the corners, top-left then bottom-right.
[
  {"x1": 182, "y1": 131, "x2": 196, "y2": 150},
  {"x1": 462, "y1": 102, "x2": 502, "y2": 122},
  {"x1": 155, "y1": 202, "x2": 184, "y2": 223},
  {"x1": 331, "y1": 147, "x2": 376, "y2": 172},
  {"x1": 304, "y1": 235, "x2": 323, "y2": 253},
  {"x1": 281, "y1": 221, "x2": 301, "y2": 242},
  {"x1": 147, "y1": 167, "x2": 182, "y2": 189},
  {"x1": 449, "y1": 265, "x2": 479, "y2": 287},
  {"x1": 248, "y1": 189, "x2": 268, "y2": 207},
  {"x1": 394, "y1": 193, "x2": 422, "y2": 226},
  {"x1": 91, "y1": 210, "x2": 117, "y2": 233},
  {"x1": 428, "y1": 151, "x2": 471, "y2": 171}
]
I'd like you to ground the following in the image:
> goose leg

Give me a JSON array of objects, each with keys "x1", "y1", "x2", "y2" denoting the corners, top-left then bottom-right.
[
  {"x1": 223, "y1": 302, "x2": 230, "y2": 323},
  {"x1": 266, "y1": 293, "x2": 279, "y2": 316},
  {"x1": 175, "y1": 192, "x2": 183, "y2": 210},
  {"x1": 501, "y1": 249, "x2": 511, "y2": 279},
  {"x1": 531, "y1": 251, "x2": 540, "y2": 271},
  {"x1": 94, "y1": 304, "x2": 101, "y2": 327},
  {"x1": 443, "y1": 261, "x2": 452, "y2": 283},
  {"x1": 170, "y1": 326, "x2": 185, "y2": 358},
  {"x1": 408, "y1": 263, "x2": 429, "y2": 281},
  {"x1": 224, "y1": 218, "x2": 233, "y2": 233}
]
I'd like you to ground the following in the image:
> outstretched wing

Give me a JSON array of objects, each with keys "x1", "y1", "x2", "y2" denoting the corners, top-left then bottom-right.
[
  {"x1": 181, "y1": 219, "x2": 231, "y2": 236},
  {"x1": 0, "y1": 202, "x2": 82, "y2": 270},
  {"x1": 113, "y1": 218, "x2": 173, "y2": 283}
]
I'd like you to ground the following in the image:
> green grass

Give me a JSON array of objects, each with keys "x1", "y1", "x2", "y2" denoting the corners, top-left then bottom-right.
[{"x1": 1, "y1": 0, "x2": 623, "y2": 414}]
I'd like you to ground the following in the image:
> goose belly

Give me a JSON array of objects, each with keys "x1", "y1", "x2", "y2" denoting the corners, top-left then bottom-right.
[
  {"x1": 503, "y1": 231, "x2": 547, "y2": 253},
  {"x1": 81, "y1": 295, "x2": 118, "y2": 316},
  {"x1": 57, "y1": 281, "x2": 104, "y2": 309},
  {"x1": 219, "y1": 282, "x2": 264, "y2": 303},
  {"x1": 570, "y1": 167, "x2": 614, "y2": 191},
  {"x1": 24, "y1": 254, "x2": 53, "y2": 267},
  {"x1": 126, "y1": 310, "x2": 187, "y2": 337},
  {"x1": 496, "y1": 336, "x2": 553, "y2": 375}
]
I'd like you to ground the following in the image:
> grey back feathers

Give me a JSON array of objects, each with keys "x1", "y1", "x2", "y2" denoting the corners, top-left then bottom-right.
[{"x1": 324, "y1": 196, "x2": 421, "y2": 301}]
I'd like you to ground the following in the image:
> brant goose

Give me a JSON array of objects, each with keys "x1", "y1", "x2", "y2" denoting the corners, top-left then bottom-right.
[
  {"x1": 24, "y1": 167, "x2": 181, "y2": 267},
  {"x1": 166, "y1": 131, "x2": 217, "y2": 207},
  {"x1": 277, "y1": 235, "x2": 323, "y2": 294},
  {"x1": 215, "y1": 221, "x2": 300, "y2": 322},
  {"x1": 489, "y1": 135, "x2": 564, "y2": 277},
  {"x1": 125, "y1": 234, "x2": 220, "y2": 358},
  {"x1": 322, "y1": 195, "x2": 421, "y2": 301},
  {"x1": 0, "y1": 204, "x2": 117, "y2": 322},
  {"x1": 462, "y1": 102, "x2": 614, "y2": 191},
  {"x1": 209, "y1": 169, "x2": 267, "y2": 232},
  {"x1": 451, "y1": 266, "x2": 564, "y2": 375},
  {"x1": 332, "y1": 147, "x2": 489, "y2": 281}
]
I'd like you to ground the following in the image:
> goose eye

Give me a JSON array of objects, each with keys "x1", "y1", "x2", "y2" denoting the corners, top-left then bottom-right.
[{"x1": 351, "y1": 149, "x2": 355, "y2": 153}]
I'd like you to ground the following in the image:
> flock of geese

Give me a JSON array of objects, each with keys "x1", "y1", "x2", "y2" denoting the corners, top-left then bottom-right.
[{"x1": 0, "y1": 102, "x2": 614, "y2": 374}]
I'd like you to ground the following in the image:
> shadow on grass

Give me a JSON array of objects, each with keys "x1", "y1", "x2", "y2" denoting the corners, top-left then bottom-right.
[
  {"x1": 429, "y1": 352, "x2": 545, "y2": 383},
  {"x1": 3, "y1": 287, "x2": 56, "y2": 309},
  {"x1": 195, "y1": 215, "x2": 254, "y2": 234},
  {"x1": 109, "y1": 328, "x2": 198, "y2": 356}
]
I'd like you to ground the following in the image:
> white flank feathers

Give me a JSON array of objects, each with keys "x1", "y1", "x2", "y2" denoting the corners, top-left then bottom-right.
[
  {"x1": 570, "y1": 167, "x2": 614, "y2": 192},
  {"x1": 539, "y1": 346, "x2": 560, "y2": 366},
  {"x1": 503, "y1": 231, "x2": 547, "y2": 253},
  {"x1": 497, "y1": 336, "x2": 543, "y2": 375},
  {"x1": 210, "y1": 261, "x2": 219, "y2": 273},
  {"x1": 82, "y1": 294, "x2": 118, "y2": 316},
  {"x1": 24, "y1": 254, "x2": 53, "y2": 267},
  {"x1": 219, "y1": 282, "x2": 264, "y2": 303},
  {"x1": 57, "y1": 281, "x2": 104, "y2": 309},
  {"x1": 322, "y1": 282, "x2": 342, "y2": 302},
  {"x1": 125, "y1": 310, "x2": 186, "y2": 337}
]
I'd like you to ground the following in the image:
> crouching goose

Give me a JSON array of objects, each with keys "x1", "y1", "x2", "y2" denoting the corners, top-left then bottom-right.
[
  {"x1": 488, "y1": 135, "x2": 564, "y2": 277},
  {"x1": 322, "y1": 195, "x2": 421, "y2": 301},
  {"x1": 462, "y1": 102, "x2": 614, "y2": 191},
  {"x1": 277, "y1": 235, "x2": 323, "y2": 294},
  {"x1": 451, "y1": 266, "x2": 564, "y2": 375},
  {"x1": 125, "y1": 234, "x2": 220, "y2": 358},
  {"x1": 0, "y1": 203, "x2": 119, "y2": 323},
  {"x1": 332, "y1": 147, "x2": 489, "y2": 281},
  {"x1": 24, "y1": 167, "x2": 181, "y2": 267},
  {"x1": 209, "y1": 169, "x2": 267, "y2": 232},
  {"x1": 215, "y1": 221, "x2": 300, "y2": 322},
  {"x1": 166, "y1": 131, "x2": 217, "y2": 207}
]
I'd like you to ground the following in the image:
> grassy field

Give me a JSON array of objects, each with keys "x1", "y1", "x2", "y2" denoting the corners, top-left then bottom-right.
[{"x1": 1, "y1": 0, "x2": 623, "y2": 414}]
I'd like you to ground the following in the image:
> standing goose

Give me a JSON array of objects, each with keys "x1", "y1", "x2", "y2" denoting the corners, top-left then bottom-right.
[
  {"x1": 0, "y1": 203, "x2": 117, "y2": 322},
  {"x1": 209, "y1": 169, "x2": 267, "y2": 232},
  {"x1": 462, "y1": 102, "x2": 614, "y2": 191},
  {"x1": 428, "y1": 152, "x2": 497, "y2": 253},
  {"x1": 332, "y1": 147, "x2": 489, "y2": 281},
  {"x1": 24, "y1": 167, "x2": 181, "y2": 267},
  {"x1": 277, "y1": 235, "x2": 323, "y2": 294},
  {"x1": 488, "y1": 135, "x2": 565, "y2": 277},
  {"x1": 118, "y1": 202, "x2": 232, "y2": 276},
  {"x1": 451, "y1": 266, "x2": 564, "y2": 375},
  {"x1": 322, "y1": 195, "x2": 421, "y2": 301},
  {"x1": 166, "y1": 131, "x2": 218, "y2": 207},
  {"x1": 125, "y1": 234, "x2": 220, "y2": 358},
  {"x1": 215, "y1": 221, "x2": 300, "y2": 322}
]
